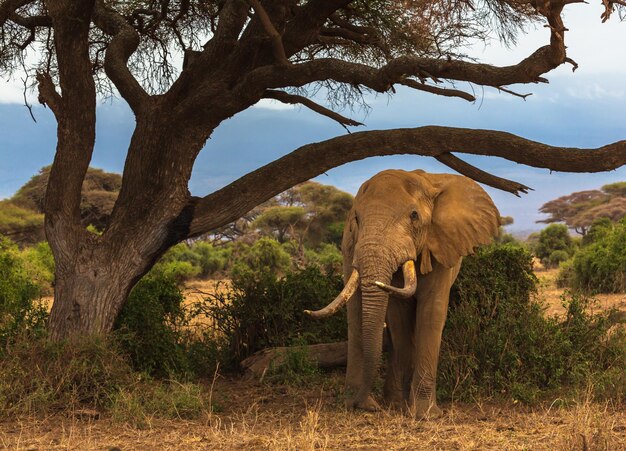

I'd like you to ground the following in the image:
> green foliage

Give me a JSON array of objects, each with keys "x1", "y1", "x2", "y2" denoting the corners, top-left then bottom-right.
[
  {"x1": 0, "y1": 236, "x2": 47, "y2": 348},
  {"x1": 440, "y1": 244, "x2": 625, "y2": 403},
  {"x1": 548, "y1": 249, "x2": 570, "y2": 267},
  {"x1": 0, "y1": 201, "x2": 45, "y2": 245},
  {"x1": 567, "y1": 218, "x2": 626, "y2": 293},
  {"x1": 230, "y1": 237, "x2": 291, "y2": 279},
  {"x1": 533, "y1": 224, "x2": 575, "y2": 267},
  {"x1": 19, "y1": 241, "x2": 55, "y2": 293},
  {"x1": 202, "y1": 266, "x2": 346, "y2": 365},
  {"x1": 304, "y1": 243, "x2": 343, "y2": 275},
  {"x1": 154, "y1": 241, "x2": 231, "y2": 282},
  {"x1": 114, "y1": 275, "x2": 191, "y2": 378},
  {"x1": 265, "y1": 344, "x2": 321, "y2": 386}
]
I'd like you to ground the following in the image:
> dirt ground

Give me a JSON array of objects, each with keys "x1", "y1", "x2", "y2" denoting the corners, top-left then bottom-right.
[
  {"x1": 1, "y1": 375, "x2": 625, "y2": 450},
  {"x1": 9, "y1": 270, "x2": 625, "y2": 450}
]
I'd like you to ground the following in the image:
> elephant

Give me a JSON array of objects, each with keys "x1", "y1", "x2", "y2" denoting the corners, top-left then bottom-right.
[{"x1": 305, "y1": 169, "x2": 500, "y2": 418}]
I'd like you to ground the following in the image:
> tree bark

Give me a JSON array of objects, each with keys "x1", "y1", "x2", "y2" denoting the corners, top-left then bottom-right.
[{"x1": 240, "y1": 341, "x2": 348, "y2": 378}]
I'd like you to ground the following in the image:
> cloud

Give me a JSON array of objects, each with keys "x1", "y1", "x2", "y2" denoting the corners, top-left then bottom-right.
[
  {"x1": 252, "y1": 98, "x2": 296, "y2": 111},
  {"x1": 565, "y1": 83, "x2": 625, "y2": 101}
]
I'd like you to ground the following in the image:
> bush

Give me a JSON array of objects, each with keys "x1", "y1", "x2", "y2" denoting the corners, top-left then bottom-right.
[
  {"x1": 304, "y1": 243, "x2": 343, "y2": 274},
  {"x1": 548, "y1": 249, "x2": 570, "y2": 267},
  {"x1": 0, "y1": 335, "x2": 213, "y2": 422},
  {"x1": 201, "y1": 265, "x2": 346, "y2": 365},
  {"x1": 439, "y1": 243, "x2": 625, "y2": 403},
  {"x1": 20, "y1": 241, "x2": 55, "y2": 293},
  {"x1": 0, "y1": 236, "x2": 47, "y2": 348},
  {"x1": 0, "y1": 336, "x2": 135, "y2": 416},
  {"x1": 114, "y1": 275, "x2": 191, "y2": 377},
  {"x1": 230, "y1": 237, "x2": 291, "y2": 280},
  {"x1": 567, "y1": 218, "x2": 626, "y2": 293},
  {"x1": 533, "y1": 224, "x2": 575, "y2": 267}
]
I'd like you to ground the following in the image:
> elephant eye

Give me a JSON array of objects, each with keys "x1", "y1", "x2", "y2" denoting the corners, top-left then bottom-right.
[{"x1": 410, "y1": 210, "x2": 419, "y2": 221}]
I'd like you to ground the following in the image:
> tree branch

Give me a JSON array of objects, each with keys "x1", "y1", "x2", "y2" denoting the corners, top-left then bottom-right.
[
  {"x1": 188, "y1": 126, "x2": 626, "y2": 237},
  {"x1": 36, "y1": 71, "x2": 62, "y2": 117},
  {"x1": 262, "y1": 89, "x2": 363, "y2": 128},
  {"x1": 93, "y1": 0, "x2": 149, "y2": 113},
  {"x1": 399, "y1": 78, "x2": 475, "y2": 102},
  {"x1": 0, "y1": 0, "x2": 32, "y2": 27},
  {"x1": 248, "y1": 0, "x2": 289, "y2": 65},
  {"x1": 435, "y1": 153, "x2": 531, "y2": 196}
]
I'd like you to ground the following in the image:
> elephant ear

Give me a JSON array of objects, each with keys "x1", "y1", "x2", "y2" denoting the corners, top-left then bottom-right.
[{"x1": 422, "y1": 173, "x2": 500, "y2": 270}]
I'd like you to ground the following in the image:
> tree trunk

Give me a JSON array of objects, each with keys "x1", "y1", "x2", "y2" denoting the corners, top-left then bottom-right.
[
  {"x1": 45, "y1": 118, "x2": 206, "y2": 340},
  {"x1": 46, "y1": 240, "x2": 152, "y2": 340}
]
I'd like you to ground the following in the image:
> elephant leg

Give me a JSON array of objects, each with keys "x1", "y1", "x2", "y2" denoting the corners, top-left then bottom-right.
[
  {"x1": 409, "y1": 260, "x2": 461, "y2": 419},
  {"x1": 384, "y1": 289, "x2": 416, "y2": 411}
]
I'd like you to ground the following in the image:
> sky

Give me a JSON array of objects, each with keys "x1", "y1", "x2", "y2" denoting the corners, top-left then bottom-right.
[{"x1": 0, "y1": 3, "x2": 625, "y2": 234}]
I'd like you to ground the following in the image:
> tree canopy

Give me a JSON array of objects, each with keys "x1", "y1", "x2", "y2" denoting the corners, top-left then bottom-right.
[
  {"x1": 538, "y1": 181, "x2": 626, "y2": 235},
  {"x1": 0, "y1": 166, "x2": 122, "y2": 244}
]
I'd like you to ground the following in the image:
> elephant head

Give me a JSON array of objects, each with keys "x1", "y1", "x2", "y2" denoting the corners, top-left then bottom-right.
[{"x1": 306, "y1": 169, "x2": 500, "y2": 410}]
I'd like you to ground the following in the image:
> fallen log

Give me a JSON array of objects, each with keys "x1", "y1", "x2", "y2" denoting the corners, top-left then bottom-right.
[{"x1": 240, "y1": 341, "x2": 348, "y2": 378}]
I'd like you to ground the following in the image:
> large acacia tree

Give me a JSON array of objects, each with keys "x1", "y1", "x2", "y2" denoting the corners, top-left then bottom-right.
[{"x1": 1, "y1": 0, "x2": 625, "y2": 339}]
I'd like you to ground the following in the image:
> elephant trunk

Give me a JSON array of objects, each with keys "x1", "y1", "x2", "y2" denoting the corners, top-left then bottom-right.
[
  {"x1": 355, "y1": 283, "x2": 388, "y2": 406},
  {"x1": 354, "y1": 256, "x2": 393, "y2": 406}
]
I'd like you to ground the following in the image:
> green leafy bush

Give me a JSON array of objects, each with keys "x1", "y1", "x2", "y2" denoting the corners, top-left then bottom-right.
[
  {"x1": 0, "y1": 236, "x2": 47, "y2": 348},
  {"x1": 230, "y1": 237, "x2": 291, "y2": 279},
  {"x1": 201, "y1": 266, "x2": 346, "y2": 365},
  {"x1": 304, "y1": 243, "x2": 343, "y2": 274},
  {"x1": 566, "y1": 218, "x2": 626, "y2": 293},
  {"x1": 114, "y1": 275, "x2": 191, "y2": 377},
  {"x1": 533, "y1": 224, "x2": 575, "y2": 267},
  {"x1": 19, "y1": 241, "x2": 55, "y2": 293},
  {"x1": 440, "y1": 244, "x2": 625, "y2": 403}
]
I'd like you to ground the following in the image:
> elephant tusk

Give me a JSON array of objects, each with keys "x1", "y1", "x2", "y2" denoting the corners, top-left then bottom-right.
[
  {"x1": 374, "y1": 260, "x2": 417, "y2": 299},
  {"x1": 304, "y1": 269, "x2": 359, "y2": 319}
]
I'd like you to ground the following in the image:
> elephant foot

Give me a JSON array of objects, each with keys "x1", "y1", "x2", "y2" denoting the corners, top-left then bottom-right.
[
  {"x1": 348, "y1": 394, "x2": 381, "y2": 412},
  {"x1": 411, "y1": 399, "x2": 443, "y2": 420}
]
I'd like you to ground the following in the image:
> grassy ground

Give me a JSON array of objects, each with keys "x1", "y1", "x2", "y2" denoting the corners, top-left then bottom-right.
[
  {"x1": 1, "y1": 373, "x2": 625, "y2": 450},
  {"x1": 10, "y1": 270, "x2": 625, "y2": 450}
]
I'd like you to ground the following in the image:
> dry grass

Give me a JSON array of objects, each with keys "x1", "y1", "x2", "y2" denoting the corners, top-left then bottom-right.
[
  {"x1": 534, "y1": 268, "x2": 626, "y2": 317},
  {"x1": 1, "y1": 375, "x2": 625, "y2": 450}
]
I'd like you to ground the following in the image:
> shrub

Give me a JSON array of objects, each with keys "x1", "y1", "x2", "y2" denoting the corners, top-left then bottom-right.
[
  {"x1": 548, "y1": 249, "x2": 570, "y2": 267},
  {"x1": 567, "y1": 218, "x2": 626, "y2": 293},
  {"x1": 533, "y1": 224, "x2": 575, "y2": 267},
  {"x1": 114, "y1": 275, "x2": 191, "y2": 377},
  {"x1": 201, "y1": 265, "x2": 346, "y2": 365},
  {"x1": 439, "y1": 243, "x2": 625, "y2": 403},
  {"x1": 303, "y1": 243, "x2": 343, "y2": 274},
  {"x1": 0, "y1": 336, "x2": 135, "y2": 416},
  {"x1": 230, "y1": 237, "x2": 291, "y2": 279},
  {"x1": 0, "y1": 236, "x2": 47, "y2": 348},
  {"x1": 151, "y1": 259, "x2": 201, "y2": 283},
  {"x1": 20, "y1": 241, "x2": 55, "y2": 293}
]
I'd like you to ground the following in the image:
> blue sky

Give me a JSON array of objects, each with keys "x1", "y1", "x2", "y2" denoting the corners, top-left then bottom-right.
[{"x1": 1, "y1": 3, "x2": 625, "y2": 233}]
